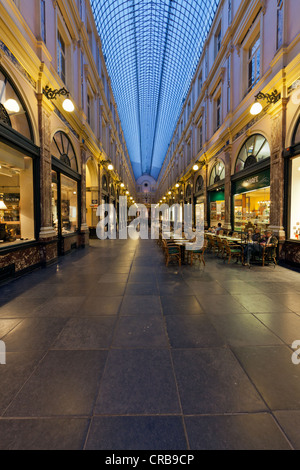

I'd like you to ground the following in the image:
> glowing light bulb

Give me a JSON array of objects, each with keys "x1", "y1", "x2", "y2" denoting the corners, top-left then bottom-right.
[
  {"x1": 62, "y1": 98, "x2": 75, "y2": 112},
  {"x1": 250, "y1": 102, "x2": 263, "y2": 116},
  {"x1": 4, "y1": 99, "x2": 20, "y2": 113}
]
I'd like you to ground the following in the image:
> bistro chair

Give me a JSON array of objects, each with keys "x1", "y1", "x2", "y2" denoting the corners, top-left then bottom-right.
[
  {"x1": 206, "y1": 234, "x2": 217, "y2": 254},
  {"x1": 189, "y1": 239, "x2": 207, "y2": 267},
  {"x1": 222, "y1": 239, "x2": 244, "y2": 264},
  {"x1": 251, "y1": 242, "x2": 278, "y2": 267},
  {"x1": 162, "y1": 239, "x2": 182, "y2": 267},
  {"x1": 216, "y1": 236, "x2": 225, "y2": 257}
]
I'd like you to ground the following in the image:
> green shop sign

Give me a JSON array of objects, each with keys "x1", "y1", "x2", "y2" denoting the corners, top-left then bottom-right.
[{"x1": 233, "y1": 169, "x2": 270, "y2": 195}]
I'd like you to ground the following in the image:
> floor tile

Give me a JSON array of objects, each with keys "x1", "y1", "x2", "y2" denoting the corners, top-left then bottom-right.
[
  {"x1": 120, "y1": 295, "x2": 162, "y2": 316},
  {"x1": 52, "y1": 317, "x2": 116, "y2": 349},
  {"x1": 0, "y1": 418, "x2": 90, "y2": 450},
  {"x1": 112, "y1": 315, "x2": 168, "y2": 349},
  {"x1": 209, "y1": 314, "x2": 283, "y2": 347},
  {"x1": 0, "y1": 319, "x2": 22, "y2": 338},
  {"x1": 4, "y1": 350, "x2": 108, "y2": 417},
  {"x1": 0, "y1": 351, "x2": 46, "y2": 415},
  {"x1": 79, "y1": 296, "x2": 122, "y2": 316},
  {"x1": 185, "y1": 414, "x2": 292, "y2": 450},
  {"x1": 31, "y1": 297, "x2": 86, "y2": 317},
  {"x1": 160, "y1": 296, "x2": 204, "y2": 315},
  {"x1": 254, "y1": 313, "x2": 300, "y2": 344},
  {"x1": 85, "y1": 416, "x2": 187, "y2": 450},
  {"x1": 274, "y1": 411, "x2": 300, "y2": 450},
  {"x1": 125, "y1": 282, "x2": 159, "y2": 296},
  {"x1": 2, "y1": 317, "x2": 68, "y2": 351},
  {"x1": 166, "y1": 315, "x2": 225, "y2": 348},
  {"x1": 172, "y1": 349, "x2": 266, "y2": 414},
  {"x1": 232, "y1": 294, "x2": 291, "y2": 313},
  {"x1": 196, "y1": 294, "x2": 249, "y2": 314},
  {"x1": 233, "y1": 345, "x2": 300, "y2": 410},
  {"x1": 94, "y1": 349, "x2": 180, "y2": 415}
]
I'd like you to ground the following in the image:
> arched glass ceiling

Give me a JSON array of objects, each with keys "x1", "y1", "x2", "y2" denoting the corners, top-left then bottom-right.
[{"x1": 91, "y1": 0, "x2": 220, "y2": 180}]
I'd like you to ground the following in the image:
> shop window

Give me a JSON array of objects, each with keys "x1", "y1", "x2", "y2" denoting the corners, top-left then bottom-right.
[
  {"x1": 209, "y1": 160, "x2": 225, "y2": 186},
  {"x1": 0, "y1": 144, "x2": 34, "y2": 246},
  {"x1": 0, "y1": 68, "x2": 32, "y2": 140},
  {"x1": 51, "y1": 131, "x2": 78, "y2": 172},
  {"x1": 51, "y1": 171, "x2": 78, "y2": 236},
  {"x1": 248, "y1": 35, "x2": 260, "y2": 92},
  {"x1": 61, "y1": 175, "x2": 78, "y2": 234},
  {"x1": 234, "y1": 187, "x2": 270, "y2": 233},
  {"x1": 235, "y1": 134, "x2": 270, "y2": 173},
  {"x1": 290, "y1": 156, "x2": 300, "y2": 240},
  {"x1": 51, "y1": 171, "x2": 58, "y2": 235}
]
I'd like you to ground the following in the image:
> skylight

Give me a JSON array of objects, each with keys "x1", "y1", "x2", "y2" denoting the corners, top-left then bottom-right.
[{"x1": 91, "y1": 0, "x2": 220, "y2": 180}]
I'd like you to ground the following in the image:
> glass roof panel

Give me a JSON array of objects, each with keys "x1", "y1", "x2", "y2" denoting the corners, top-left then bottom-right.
[{"x1": 91, "y1": 0, "x2": 220, "y2": 180}]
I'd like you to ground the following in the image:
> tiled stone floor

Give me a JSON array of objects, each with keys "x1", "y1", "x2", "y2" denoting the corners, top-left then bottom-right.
[{"x1": 0, "y1": 238, "x2": 300, "y2": 450}]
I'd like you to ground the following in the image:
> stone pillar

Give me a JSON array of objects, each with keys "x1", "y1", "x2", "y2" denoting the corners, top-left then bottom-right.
[
  {"x1": 224, "y1": 146, "x2": 232, "y2": 231},
  {"x1": 269, "y1": 100, "x2": 288, "y2": 244},
  {"x1": 80, "y1": 145, "x2": 89, "y2": 246},
  {"x1": 36, "y1": 78, "x2": 58, "y2": 265},
  {"x1": 203, "y1": 163, "x2": 208, "y2": 228}
]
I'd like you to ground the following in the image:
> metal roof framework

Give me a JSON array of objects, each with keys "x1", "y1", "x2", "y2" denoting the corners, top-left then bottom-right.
[{"x1": 91, "y1": 0, "x2": 220, "y2": 180}]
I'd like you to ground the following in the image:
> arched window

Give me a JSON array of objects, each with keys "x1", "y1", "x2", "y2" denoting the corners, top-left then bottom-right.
[
  {"x1": 0, "y1": 67, "x2": 33, "y2": 140},
  {"x1": 195, "y1": 175, "x2": 204, "y2": 193},
  {"x1": 235, "y1": 134, "x2": 270, "y2": 173},
  {"x1": 51, "y1": 131, "x2": 78, "y2": 172},
  {"x1": 102, "y1": 175, "x2": 108, "y2": 192},
  {"x1": 209, "y1": 160, "x2": 225, "y2": 186},
  {"x1": 186, "y1": 184, "x2": 192, "y2": 198},
  {"x1": 292, "y1": 117, "x2": 300, "y2": 146}
]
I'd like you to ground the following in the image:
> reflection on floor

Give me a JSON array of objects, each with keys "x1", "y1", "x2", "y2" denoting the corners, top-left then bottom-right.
[{"x1": 0, "y1": 238, "x2": 300, "y2": 450}]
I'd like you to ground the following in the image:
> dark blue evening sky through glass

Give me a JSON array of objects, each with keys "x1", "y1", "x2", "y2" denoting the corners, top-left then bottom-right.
[{"x1": 90, "y1": 0, "x2": 220, "y2": 180}]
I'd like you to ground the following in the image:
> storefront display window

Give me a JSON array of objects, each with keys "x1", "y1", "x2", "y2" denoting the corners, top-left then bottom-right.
[
  {"x1": 210, "y1": 199, "x2": 225, "y2": 227},
  {"x1": 234, "y1": 187, "x2": 270, "y2": 232},
  {"x1": 51, "y1": 171, "x2": 58, "y2": 234},
  {"x1": 290, "y1": 155, "x2": 300, "y2": 240},
  {"x1": 61, "y1": 174, "x2": 78, "y2": 234},
  {"x1": 0, "y1": 144, "x2": 34, "y2": 246}
]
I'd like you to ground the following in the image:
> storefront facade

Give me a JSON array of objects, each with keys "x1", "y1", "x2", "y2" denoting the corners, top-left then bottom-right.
[{"x1": 207, "y1": 160, "x2": 225, "y2": 229}]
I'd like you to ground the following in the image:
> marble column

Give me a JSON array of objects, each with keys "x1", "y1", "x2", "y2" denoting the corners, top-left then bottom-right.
[
  {"x1": 80, "y1": 145, "x2": 89, "y2": 245},
  {"x1": 269, "y1": 100, "x2": 288, "y2": 244},
  {"x1": 36, "y1": 88, "x2": 58, "y2": 265},
  {"x1": 224, "y1": 146, "x2": 232, "y2": 231}
]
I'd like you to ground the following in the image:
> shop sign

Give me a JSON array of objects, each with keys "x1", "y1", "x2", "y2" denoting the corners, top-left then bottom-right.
[{"x1": 233, "y1": 169, "x2": 270, "y2": 195}]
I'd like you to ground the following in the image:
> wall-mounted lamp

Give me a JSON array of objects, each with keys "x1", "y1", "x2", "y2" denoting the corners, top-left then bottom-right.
[
  {"x1": 250, "y1": 90, "x2": 281, "y2": 116},
  {"x1": 193, "y1": 164, "x2": 199, "y2": 172},
  {"x1": 43, "y1": 86, "x2": 75, "y2": 112}
]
